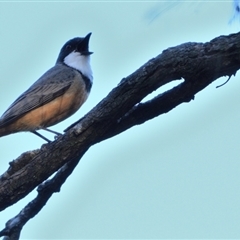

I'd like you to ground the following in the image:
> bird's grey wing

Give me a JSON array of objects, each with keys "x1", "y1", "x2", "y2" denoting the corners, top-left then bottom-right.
[{"x1": 0, "y1": 64, "x2": 76, "y2": 127}]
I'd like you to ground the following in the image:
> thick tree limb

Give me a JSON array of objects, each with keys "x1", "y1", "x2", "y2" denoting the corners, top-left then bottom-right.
[
  {"x1": 0, "y1": 32, "x2": 240, "y2": 239},
  {"x1": 0, "y1": 152, "x2": 85, "y2": 240}
]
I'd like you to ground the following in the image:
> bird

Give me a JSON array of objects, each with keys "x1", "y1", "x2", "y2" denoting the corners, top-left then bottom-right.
[{"x1": 0, "y1": 33, "x2": 93, "y2": 142}]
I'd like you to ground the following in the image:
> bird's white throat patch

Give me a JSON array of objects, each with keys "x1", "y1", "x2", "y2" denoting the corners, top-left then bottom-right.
[{"x1": 64, "y1": 51, "x2": 93, "y2": 82}]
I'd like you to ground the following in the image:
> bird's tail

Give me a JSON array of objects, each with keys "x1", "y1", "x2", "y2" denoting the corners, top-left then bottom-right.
[
  {"x1": 0, "y1": 126, "x2": 10, "y2": 137},
  {"x1": 0, "y1": 120, "x2": 16, "y2": 137}
]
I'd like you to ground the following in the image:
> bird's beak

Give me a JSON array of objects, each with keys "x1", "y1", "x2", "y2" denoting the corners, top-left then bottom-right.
[{"x1": 79, "y1": 32, "x2": 93, "y2": 55}]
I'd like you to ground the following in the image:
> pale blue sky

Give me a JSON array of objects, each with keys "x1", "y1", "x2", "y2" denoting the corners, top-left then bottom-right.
[{"x1": 0, "y1": 1, "x2": 240, "y2": 239}]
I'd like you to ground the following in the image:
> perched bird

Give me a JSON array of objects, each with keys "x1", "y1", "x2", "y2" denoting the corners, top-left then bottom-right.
[{"x1": 0, "y1": 33, "x2": 93, "y2": 142}]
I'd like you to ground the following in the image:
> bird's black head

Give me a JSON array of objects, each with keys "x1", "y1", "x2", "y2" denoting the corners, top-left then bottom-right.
[{"x1": 56, "y1": 32, "x2": 93, "y2": 64}]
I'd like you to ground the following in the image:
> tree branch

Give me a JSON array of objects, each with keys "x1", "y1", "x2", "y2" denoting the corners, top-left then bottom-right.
[
  {"x1": 0, "y1": 151, "x2": 86, "y2": 239},
  {"x1": 0, "y1": 31, "x2": 240, "y2": 239}
]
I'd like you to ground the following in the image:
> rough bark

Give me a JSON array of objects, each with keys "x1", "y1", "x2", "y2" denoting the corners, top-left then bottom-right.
[{"x1": 0, "y1": 31, "x2": 240, "y2": 239}]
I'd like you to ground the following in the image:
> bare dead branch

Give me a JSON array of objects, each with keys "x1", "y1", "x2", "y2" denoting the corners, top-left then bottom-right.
[{"x1": 0, "y1": 151, "x2": 85, "y2": 240}]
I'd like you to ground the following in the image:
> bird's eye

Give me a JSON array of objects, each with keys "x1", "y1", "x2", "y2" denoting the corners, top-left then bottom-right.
[{"x1": 66, "y1": 44, "x2": 72, "y2": 50}]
